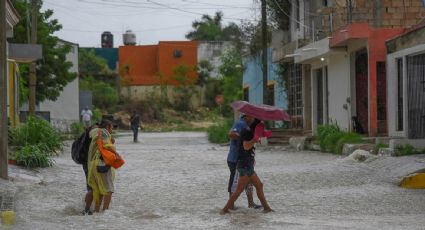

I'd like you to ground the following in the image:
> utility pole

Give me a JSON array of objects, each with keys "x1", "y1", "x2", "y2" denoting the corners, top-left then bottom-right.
[
  {"x1": 28, "y1": 0, "x2": 38, "y2": 115},
  {"x1": 261, "y1": 0, "x2": 268, "y2": 105},
  {"x1": 0, "y1": 0, "x2": 8, "y2": 179}
]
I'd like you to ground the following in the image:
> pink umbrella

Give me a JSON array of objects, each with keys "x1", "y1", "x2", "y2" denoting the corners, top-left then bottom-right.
[{"x1": 231, "y1": 101, "x2": 291, "y2": 121}]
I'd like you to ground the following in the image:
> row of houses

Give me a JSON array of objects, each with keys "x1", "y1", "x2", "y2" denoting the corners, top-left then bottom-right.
[
  {"x1": 243, "y1": 0, "x2": 425, "y2": 145},
  {"x1": 82, "y1": 40, "x2": 232, "y2": 107}
]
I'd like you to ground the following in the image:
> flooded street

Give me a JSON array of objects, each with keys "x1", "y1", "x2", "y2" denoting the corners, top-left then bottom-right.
[{"x1": 11, "y1": 132, "x2": 425, "y2": 229}]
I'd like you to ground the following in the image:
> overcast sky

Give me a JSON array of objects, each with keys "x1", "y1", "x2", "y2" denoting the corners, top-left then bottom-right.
[{"x1": 41, "y1": 0, "x2": 261, "y2": 47}]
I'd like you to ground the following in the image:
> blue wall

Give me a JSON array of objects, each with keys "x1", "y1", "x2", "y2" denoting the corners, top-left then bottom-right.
[
  {"x1": 80, "y1": 47, "x2": 118, "y2": 71},
  {"x1": 242, "y1": 48, "x2": 287, "y2": 109},
  {"x1": 94, "y1": 48, "x2": 118, "y2": 71}
]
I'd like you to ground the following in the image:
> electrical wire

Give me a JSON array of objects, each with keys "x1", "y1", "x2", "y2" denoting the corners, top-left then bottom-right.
[
  {"x1": 271, "y1": 0, "x2": 310, "y2": 30},
  {"x1": 145, "y1": 0, "x2": 260, "y2": 22},
  {"x1": 61, "y1": 24, "x2": 191, "y2": 33},
  {"x1": 178, "y1": 0, "x2": 257, "y2": 9}
]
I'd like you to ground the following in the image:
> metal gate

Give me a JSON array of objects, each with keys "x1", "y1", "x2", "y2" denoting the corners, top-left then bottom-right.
[{"x1": 407, "y1": 54, "x2": 425, "y2": 139}]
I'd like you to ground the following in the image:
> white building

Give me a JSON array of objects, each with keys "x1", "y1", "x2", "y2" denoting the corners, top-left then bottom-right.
[
  {"x1": 197, "y1": 41, "x2": 233, "y2": 79},
  {"x1": 21, "y1": 40, "x2": 79, "y2": 132},
  {"x1": 386, "y1": 24, "x2": 425, "y2": 148}
]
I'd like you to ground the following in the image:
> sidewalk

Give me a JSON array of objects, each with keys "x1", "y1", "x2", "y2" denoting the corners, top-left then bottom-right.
[{"x1": 0, "y1": 165, "x2": 44, "y2": 226}]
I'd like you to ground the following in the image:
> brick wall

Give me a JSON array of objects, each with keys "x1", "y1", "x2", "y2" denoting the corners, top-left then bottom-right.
[{"x1": 318, "y1": 0, "x2": 425, "y2": 35}]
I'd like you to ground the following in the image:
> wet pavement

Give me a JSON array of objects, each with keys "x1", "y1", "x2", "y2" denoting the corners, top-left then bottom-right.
[{"x1": 8, "y1": 132, "x2": 425, "y2": 229}]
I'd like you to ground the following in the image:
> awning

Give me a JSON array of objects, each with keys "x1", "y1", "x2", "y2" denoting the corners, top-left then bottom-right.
[{"x1": 8, "y1": 43, "x2": 43, "y2": 63}]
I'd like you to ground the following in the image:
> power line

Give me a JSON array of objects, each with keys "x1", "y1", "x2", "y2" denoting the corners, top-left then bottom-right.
[
  {"x1": 179, "y1": 0, "x2": 257, "y2": 9},
  {"x1": 145, "y1": 0, "x2": 259, "y2": 22},
  {"x1": 74, "y1": 0, "x2": 256, "y2": 10},
  {"x1": 51, "y1": 0, "x2": 260, "y2": 22},
  {"x1": 61, "y1": 24, "x2": 191, "y2": 33},
  {"x1": 271, "y1": 0, "x2": 309, "y2": 30}
]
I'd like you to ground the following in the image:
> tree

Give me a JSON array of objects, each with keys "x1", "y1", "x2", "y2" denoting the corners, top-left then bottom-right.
[
  {"x1": 186, "y1": 11, "x2": 243, "y2": 48},
  {"x1": 79, "y1": 49, "x2": 110, "y2": 77},
  {"x1": 172, "y1": 65, "x2": 197, "y2": 111},
  {"x1": 240, "y1": 21, "x2": 272, "y2": 56},
  {"x1": 219, "y1": 48, "x2": 243, "y2": 106},
  {"x1": 79, "y1": 48, "x2": 118, "y2": 110},
  {"x1": 186, "y1": 11, "x2": 223, "y2": 41},
  {"x1": 10, "y1": 0, "x2": 76, "y2": 104},
  {"x1": 266, "y1": 0, "x2": 291, "y2": 31},
  {"x1": 79, "y1": 76, "x2": 118, "y2": 110}
]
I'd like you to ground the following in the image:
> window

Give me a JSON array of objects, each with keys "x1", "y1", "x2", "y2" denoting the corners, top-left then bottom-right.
[
  {"x1": 396, "y1": 58, "x2": 403, "y2": 131},
  {"x1": 173, "y1": 50, "x2": 182, "y2": 58},
  {"x1": 243, "y1": 87, "x2": 249, "y2": 101},
  {"x1": 288, "y1": 63, "x2": 303, "y2": 117}
]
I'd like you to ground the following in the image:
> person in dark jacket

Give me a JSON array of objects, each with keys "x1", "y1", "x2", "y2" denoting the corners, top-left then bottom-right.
[{"x1": 130, "y1": 110, "x2": 141, "y2": 143}]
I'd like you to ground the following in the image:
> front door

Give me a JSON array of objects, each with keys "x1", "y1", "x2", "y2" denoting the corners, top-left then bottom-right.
[
  {"x1": 355, "y1": 49, "x2": 368, "y2": 134},
  {"x1": 407, "y1": 54, "x2": 425, "y2": 139}
]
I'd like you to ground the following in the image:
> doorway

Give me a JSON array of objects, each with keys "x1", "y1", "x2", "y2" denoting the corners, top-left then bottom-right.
[
  {"x1": 407, "y1": 54, "x2": 425, "y2": 138},
  {"x1": 354, "y1": 49, "x2": 368, "y2": 134}
]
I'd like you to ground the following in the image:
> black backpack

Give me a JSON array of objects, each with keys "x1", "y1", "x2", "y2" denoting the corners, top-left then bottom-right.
[{"x1": 71, "y1": 127, "x2": 93, "y2": 164}]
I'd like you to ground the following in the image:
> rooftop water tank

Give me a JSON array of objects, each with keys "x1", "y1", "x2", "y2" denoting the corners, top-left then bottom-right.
[
  {"x1": 123, "y1": 30, "x2": 136, "y2": 46},
  {"x1": 101, "y1": 31, "x2": 113, "y2": 48}
]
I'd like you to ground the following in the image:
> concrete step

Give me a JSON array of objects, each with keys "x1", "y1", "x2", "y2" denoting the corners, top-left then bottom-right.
[{"x1": 268, "y1": 139, "x2": 289, "y2": 145}]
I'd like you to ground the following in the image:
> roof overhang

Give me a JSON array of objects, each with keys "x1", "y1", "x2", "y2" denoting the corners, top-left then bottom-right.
[
  {"x1": 8, "y1": 43, "x2": 43, "y2": 63},
  {"x1": 6, "y1": 0, "x2": 20, "y2": 38},
  {"x1": 330, "y1": 23, "x2": 370, "y2": 48}
]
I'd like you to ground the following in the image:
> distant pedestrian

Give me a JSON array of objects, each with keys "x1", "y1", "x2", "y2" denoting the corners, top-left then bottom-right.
[
  {"x1": 227, "y1": 114, "x2": 261, "y2": 209},
  {"x1": 81, "y1": 106, "x2": 93, "y2": 128},
  {"x1": 130, "y1": 110, "x2": 141, "y2": 143},
  {"x1": 221, "y1": 115, "x2": 273, "y2": 214}
]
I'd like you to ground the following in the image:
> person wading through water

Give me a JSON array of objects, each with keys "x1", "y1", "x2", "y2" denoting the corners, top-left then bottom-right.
[
  {"x1": 221, "y1": 114, "x2": 273, "y2": 214},
  {"x1": 87, "y1": 119, "x2": 119, "y2": 212},
  {"x1": 227, "y1": 114, "x2": 262, "y2": 209}
]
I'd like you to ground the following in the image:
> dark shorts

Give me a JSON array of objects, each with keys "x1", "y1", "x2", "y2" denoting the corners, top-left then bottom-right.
[
  {"x1": 237, "y1": 166, "x2": 255, "y2": 177},
  {"x1": 82, "y1": 163, "x2": 92, "y2": 192},
  {"x1": 237, "y1": 158, "x2": 255, "y2": 177}
]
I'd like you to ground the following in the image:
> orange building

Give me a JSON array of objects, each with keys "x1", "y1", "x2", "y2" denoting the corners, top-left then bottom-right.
[{"x1": 119, "y1": 41, "x2": 198, "y2": 86}]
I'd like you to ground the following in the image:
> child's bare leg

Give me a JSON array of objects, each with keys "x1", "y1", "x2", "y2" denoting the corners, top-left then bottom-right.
[
  {"x1": 102, "y1": 192, "x2": 113, "y2": 211},
  {"x1": 250, "y1": 174, "x2": 273, "y2": 212},
  {"x1": 245, "y1": 183, "x2": 255, "y2": 207},
  {"x1": 84, "y1": 191, "x2": 93, "y2": 211},
  {"x1": 94, "y1": 195, "x2": 104, "y2": 212},
  {"x1": 222, "y1": 176, "x2": 250, "y2": 213}
]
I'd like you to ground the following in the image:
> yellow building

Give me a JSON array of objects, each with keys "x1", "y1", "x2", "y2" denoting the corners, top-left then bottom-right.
[{"x1": 7, "y1": 60, "x2": 19, "y2": 127}]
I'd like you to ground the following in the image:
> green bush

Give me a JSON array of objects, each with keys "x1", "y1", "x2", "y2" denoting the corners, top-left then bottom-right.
[
  {"x1": 317, "y1": 124, "x2": 341, "y2": 152},
  {"x1": 207, "y1": 119, "x2": 232, "y2": 144},
  {"x1": 373, "y1": 143, "x2": 389, "y2": 154},
  {"x1": 92, "y1": 106, "x2": 102, "y2": 124},
  {"x1": 394, "y1": 144, "x2": 425, "y2": 157},
  {"x1": 70, "y1": 122, "x2": 85, "y2": 139},
  {"x1": 316, "y1": 124, "x2": 364, "y2": 154},
  {"x1": 10, "y1": 116, "x2": 63, "y2": 155},
  {"x1": 335, "y1": 132, "x2": 364, "y2": 154},
  {"x1": 15, "y1": 144, "x2": 55, "y2": 168},
  {"x1": 80, "y1": 76, "x2": 118, "y2": 110}
]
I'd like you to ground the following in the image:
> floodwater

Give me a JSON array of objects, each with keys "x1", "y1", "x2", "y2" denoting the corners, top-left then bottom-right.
[{"x1": 9, "y1": 132, "x2": 425, "y2": 229}]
